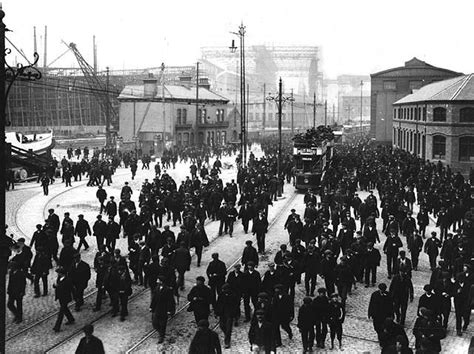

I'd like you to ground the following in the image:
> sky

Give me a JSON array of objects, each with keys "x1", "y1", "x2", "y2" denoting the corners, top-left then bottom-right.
[{"x1": 3, "y1": 0, "x2": 473, "y2": 79}]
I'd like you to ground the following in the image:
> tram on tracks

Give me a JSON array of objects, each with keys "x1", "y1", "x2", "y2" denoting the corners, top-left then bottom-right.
[{"x1": 292, "y1": 126, "x2": 335, "y2": 191}]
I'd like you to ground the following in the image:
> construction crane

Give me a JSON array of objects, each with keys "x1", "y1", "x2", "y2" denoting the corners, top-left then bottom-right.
[{"x1": 65, "y1": 41, "x2": 118, "y2": 148}]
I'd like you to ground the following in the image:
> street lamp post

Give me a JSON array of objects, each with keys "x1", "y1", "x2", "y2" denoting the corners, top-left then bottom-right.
[
  {"x1": 360, "y1": 80, "x2": 363, "y2": 136},
  {"x1": 267, "y1": 78, "x2": 294, "y2": 180},
  {"x1": 1, "y1": 7, "x2": 42, "y2": 353},
  {"x1": 230, "y1": 23, "x2": 246, "y2": 166}
]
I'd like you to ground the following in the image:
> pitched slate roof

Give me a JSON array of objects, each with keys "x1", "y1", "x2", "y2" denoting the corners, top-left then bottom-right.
[
  {"x1": 119, "y1": 84, "x2": 229, "y2": 103},
  {"x1": 394, "y1": 74, "x2": 474, "y2": 104}
]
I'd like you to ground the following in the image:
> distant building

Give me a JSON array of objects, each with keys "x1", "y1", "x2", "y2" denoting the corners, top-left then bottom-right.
[
  {"x1": 393, "y1": 74, "x2": 474, "y2": 175},
  {"x1": 339, "y1": 92, "x2": 370, "y2": 125},
  {"x1": 118, "y1": 78, "x2": 237, "y2": 154},
  {"x1": 370, "y1": 58, "x2": 462, "y2": 143}
]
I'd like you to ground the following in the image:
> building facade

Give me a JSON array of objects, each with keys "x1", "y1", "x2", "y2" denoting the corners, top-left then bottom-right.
[
  {"x1": 393, "y1": 74, "x2": 474, "y2": 175},
  {"x1": 371, "y1": 58, "x2": 462, "y2": 143},
  {"x1": 118, "y1": 78, "x2": 237, "y2": 154}
]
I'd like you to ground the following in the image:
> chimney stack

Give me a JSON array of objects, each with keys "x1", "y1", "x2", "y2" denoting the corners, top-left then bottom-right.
[{"x1": 143, "y1": 77, "x2": 158, "y2": 98}]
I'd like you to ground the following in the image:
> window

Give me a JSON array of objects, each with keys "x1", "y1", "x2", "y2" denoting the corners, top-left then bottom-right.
[
  {"x1": 182, "y1": 109, "x2": 187, "y2": 124},
  {"x1": 423, "y1": 107, "x2": 427, "y2": 121},
  {"x1": 383, "y1": 81, "x2": 396, "y2": 90},
  {"x1": 459, "y1": 136, "x2": 474, "y2": 161},
  {"x1": 255, "y1": 113, "x2": 260, "y2": 121},
  {"x1": 410, "y1": 108, "x2": 413, "y2": 120},
  {"x1": 183, "y1": 133, "x2": 189, "y2": 146},
  {"x1": 460, "y1": 107, "x2": 474, "y2": 123},
  {"x1": 177, "y1": 133, "x2": 182, "y2": 146},
  {"x1": 433, "y1": 107, "x2": 446, "y2": 122},
  {"x1": 177, "y1": 109, "x2": 182, "y2": 125},
  {"x1": 216, "y1": 109, "x2": 224, "y2": 122},
  {"x1": 432, "y1": 135, "x2": 446, "y2": 159},
  {"x1": 202, "y1": 109, "x2": 207, "y2": 123},
  {"x1": 393, "y1": 109, "x2": 397, "y2": 119},
  {"x1": 222, "y1": 131, "x2": 227, "y2": 144}
]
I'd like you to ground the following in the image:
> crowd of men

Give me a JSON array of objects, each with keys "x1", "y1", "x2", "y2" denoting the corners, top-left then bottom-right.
[{"x1": 5, "y1": 139, "x2": 474, "y2": 353}]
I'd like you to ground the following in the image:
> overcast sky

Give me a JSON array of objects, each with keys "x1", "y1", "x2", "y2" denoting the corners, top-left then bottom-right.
[{"x1": 4, "y1": 0, "x2": 473, "y2": 78}]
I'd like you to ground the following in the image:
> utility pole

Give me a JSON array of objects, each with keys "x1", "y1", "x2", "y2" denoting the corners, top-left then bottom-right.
[
  {"x1": 161, "y1": 63, "x2": 166, "y2": 149},
  {"x1": 195, "y1": 62, "x2": 199, "y2": 145},
  {"x1": 43, "y1": 25, "x2": 47, "y2": 69},
  {"x1": 33, "y1": 26, "x2": 37, "y2": 65},
  {"x1": 291, "y1": 88, "x2": 294, "y2": 134},
  {"x1": 262, "y1": 83, "x2": 266, "y2": 134},
  {"x1": 360, "y1": 80, "x2": 363, "y2": 136},
  {"x1": 93, "y1": 35, "x2": 97, "y2": 74},
  {"x1": 324, "y1": 100, "x2": 327, "y2": 126},
  {"x1": 0, "y1": 8, "x2": 7, "y2": 354},
  {"x1": 278, "y1": 78, "x2": 283, "y2": 179},
  {"x1": 105, "y1": 66, "x2": 110, "y2": 148},
  {"x1": 313, "y1": 92, "x2": 316, "y2": 128}
]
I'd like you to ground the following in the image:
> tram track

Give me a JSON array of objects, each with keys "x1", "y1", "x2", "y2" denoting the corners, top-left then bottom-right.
[
  {"x1": 125, "y1": 190, "x2": 299, "y2": 353},
  {"x1": 6, "y1": 170, "x2": 133, "y2": 342}
]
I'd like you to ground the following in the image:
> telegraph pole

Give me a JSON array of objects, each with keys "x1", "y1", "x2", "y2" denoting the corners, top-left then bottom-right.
[
  {"x1": 105, "y1": 66, "x2": 110, "y2": 148},
  {"x1": 291, "y1": 88, "x2": 294, "y2": 134},
  {"x1": 262, "y1": 83, "x2": 266, "y2": 134},
  {"x1": 195, "y1": 62, "x2": 199, "y2": 144},
  {"x1": 313, "y1": 92, "x2": 316, "y2": 128},
  {"x1": 324, "y1": 100, "x2": 327, "y2": 126},
  {"x1": 360, "y1": 80, "x2": 363, "y2": 136},
  {"x1": 0, "y1": 8, "x2": 7, "y2": 353},
  {"x1": 278, "y1": 78, "x2": 283, "y2": 179},
  {"x1": 161, "y1": 63, "x2": 165, "y2": 149}
]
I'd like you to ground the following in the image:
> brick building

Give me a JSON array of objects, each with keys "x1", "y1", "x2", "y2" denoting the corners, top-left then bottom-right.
[
  {"x1": 371, "y1": 58, "x2": 462, "y2": 143},
  {"x1": 393, "y1": 74, "x2": 474, "y2": 175},
  {"x1": 118, "y1": 78, "x2": 238, "y2": 154}
]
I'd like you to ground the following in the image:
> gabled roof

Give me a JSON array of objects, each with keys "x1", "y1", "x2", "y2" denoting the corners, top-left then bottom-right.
[
  {"x1": 394, "y1": 74, "x2": 474, "y2": 104},
  {"x1": 118, "y1": 84, "x2": 230, "y2": 103},
  {"x1": 371, "y1": 57, "x2": 462, "y2": 77}
]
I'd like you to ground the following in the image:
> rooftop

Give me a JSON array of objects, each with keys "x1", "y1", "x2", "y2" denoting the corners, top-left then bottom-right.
[
  {"x1": 118, "y1": 84, "x2": 230, "y2": 103},
  {"x1": 394, "y1": 74, "x2": 474, "y2": 104}
]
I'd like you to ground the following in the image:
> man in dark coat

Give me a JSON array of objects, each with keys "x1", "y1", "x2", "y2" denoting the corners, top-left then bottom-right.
[
  {"x1": 187, "y1": 276, "x2": 212, "y2": 323},
  {"x1": 253, "y1": 211, "x2": 269, "y2": 254},
  {"x1": 238, "y1": 200, "x2": 254, "y2": 234},
  {"x1": 69, "y1": 253, "x2": 91, "y2": 311},
  {"x1": 75, "y1": 214, "x2": 92, "y2": 252},
  {"x1": 272, "y1": 284, "x2": 294, "y2": 347},
  {"x1": 312, "y1": 287, "x2": 329, "y2": 349},
  {"x1": 151, "y1": 276, "x2": 176, "y2": 343},
  {"x1": 189, "y1": 319, "x2": 222, "y2": 354},
  {"x1": 242, "y1": 261, "x2": 261, "y2": 322},
  {"x1": 105, "y1": 216, "x2": 120, "y2": 253},
  {"x1": 303, "y1": 245, "x2": 320, "y2": 296},
  {"x1": 53, "y1": 266, "x2": 75, "y2": 332},
  {"x1": 92, "y1": 215, "x2": 107, "y2": 250},
  {"x1": 75, "y1": 324, "x2": 105, "y2": 354},
  {"x1": 249, "y1": 310, "x2": 275, "y2": 353},
  {"x1": 389, "y1": 270, "x2": 414, "y2": 326},
  {"x1": 105, "y1": 196, "x2": 117, "y2": 219},
  {"x1": 383, "y1": 231, "x2": 403, "y2": 278},
  {"x1": 206, "y1": 253, "x2": 227, "y2": 308},
  {"x1": 408, "y1": 230, "x2": 424, "y2": 271},
  {"x1": 241, "y1": 240, "x2": 259, "y2": 268},
  {"x1": 215, "y1": 283, "x2": 240, "y2": 348},
  {"x1": 190, "y1": 223, "x2": 209, "y2": 267},
  {"x1": 424, "y1": 231, "x2": 442, "y2": 271},
  {"x1": 174, "y1": 242, "x2": 191, "y2": 290},
  {"x1": 7, "y1": 261, "x2": 26, "y2": 323},
  {"x1": 368, "y1": 283, "x2": 393, "y2": 341},
  {"x1": 298, "y1": 297, "x2": 315, "y2": 352},
  {"x1": 96, "y1": 185, "x2": 108, "y2": 214},
  {"x1": 364, "y1": 242, "x2": 381, "y2": 287}
]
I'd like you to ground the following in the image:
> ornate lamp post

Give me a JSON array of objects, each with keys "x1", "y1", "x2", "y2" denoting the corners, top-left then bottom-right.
[
  {"x1": 1, "y1": 6, "x2": 42, "y2": 353},
  {"x1": 266, "y1": 78, "x2": 294, "y2": 180},
  {"x1": 229, "y1": 23, "x2": 246, "y2": 165}
]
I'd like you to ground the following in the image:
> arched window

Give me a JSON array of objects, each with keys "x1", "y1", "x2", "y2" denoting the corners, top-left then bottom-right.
[
  {"x1": 460, "y1": 107, "x2": 474, "y2": 123},
  {"x1": 433, "y1": 107, "x2": 446, "y2": 122},
  {"x1": 176, "y1": 108, "x2": 182, "y2": 124},
  {"x1": 432, "y1": 135, "x2": 446, "y2": 159},
  {"x1": 459, "y1": 136, "x2": 474, "y2": 161},
  {"x1": 182, "y1": 109, "x2": 187, "y2": 124}
]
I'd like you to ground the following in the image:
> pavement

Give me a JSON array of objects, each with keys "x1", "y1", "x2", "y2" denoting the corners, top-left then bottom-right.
[{"x1": 5, "y1": 148, "x2": 473, "y2": 353}]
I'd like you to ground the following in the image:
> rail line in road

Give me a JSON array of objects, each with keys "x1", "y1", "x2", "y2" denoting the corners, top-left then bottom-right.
[{"x1": 125, "y1": 190, "x2": 300, "y2": 353}]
